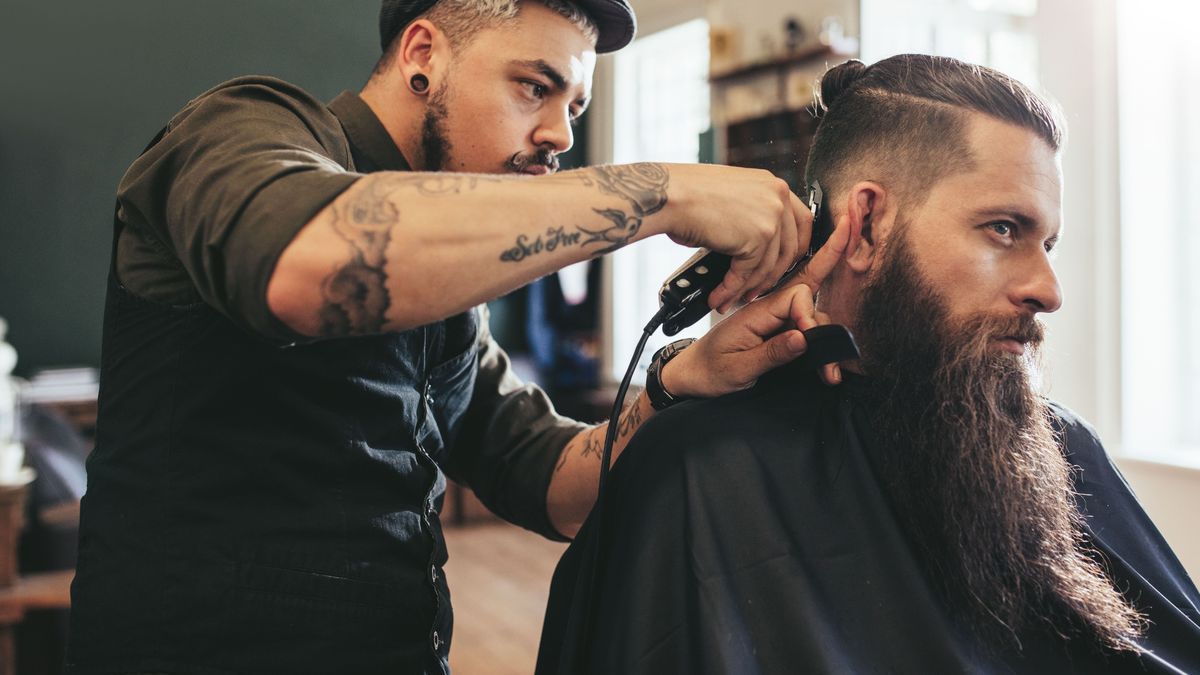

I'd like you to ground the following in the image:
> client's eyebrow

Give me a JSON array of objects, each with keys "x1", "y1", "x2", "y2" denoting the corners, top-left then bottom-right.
[{"x1": 969, "y1": 206, "x2": 1037, "y2": 228}]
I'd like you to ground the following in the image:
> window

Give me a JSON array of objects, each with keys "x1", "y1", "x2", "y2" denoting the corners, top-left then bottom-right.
[
  {"x1": 606, "y1": 18, "x2": 711, "y2": 383},
  {"x1": 861, "y1": 0, "x2": 1038, "y2": 84},
  {"x1": 1118, "y1": 0, "x2": 1200, "y2": 458}
]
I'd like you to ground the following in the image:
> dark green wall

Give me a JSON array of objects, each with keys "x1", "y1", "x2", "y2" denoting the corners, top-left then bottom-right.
[
  {"x1": 0, "y1": 1, "x2": 590, "y2": 374},
  {"x1": 0, "y1": 1, "x2": 382, "y2": 376}
]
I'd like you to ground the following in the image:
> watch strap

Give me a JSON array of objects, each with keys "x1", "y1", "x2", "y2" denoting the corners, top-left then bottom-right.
[{"x1": 645, "y1": 338, "x2": 696, "y2": 411}]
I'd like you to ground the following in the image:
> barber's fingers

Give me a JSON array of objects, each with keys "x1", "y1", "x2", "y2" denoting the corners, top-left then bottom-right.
[
  {"x1": 734, "y1": 290, "x2": 821, "y2": 377},
  {"x1": 742, "y1": 227, "x2": 782, "y2": 305},
  {"x1": 788, "y1": 283, "x2": 818, "y2": 331},
  {"x1": 794, "y1": 213, "x2": 855, "y2": 290},
  {"x1": 749, "y1": 329, "x2": 809, "y2": 374},
  {"x1": 784, "y1": 287, "x2": 842, "y2": 386},
  {"x1": 750, "y1": 201, "x2": 799, "y2": 302},
  {"x1": 791, "y1": 191, "x2": 814, "y2": 254},
  {"x1": 713, "y1": 229, "x2": 778, "y2": 314},
  {"x1": 728, "y1": 281, "x2": 815, "y2": 341},
  {"x1": 711, "y1": 184, "x2": 798, "y2": 312},
  {"x1": 815, "y1": 310, "x2": 842, "y2": 385},
  {"x1": 711, "y1": 240, "x2": 767, "y2": 314}
]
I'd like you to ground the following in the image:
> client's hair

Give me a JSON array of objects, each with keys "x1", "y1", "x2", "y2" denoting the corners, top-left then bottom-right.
[{"x1": 804, "y1": 54, "x2": 1065, "y2": 212}]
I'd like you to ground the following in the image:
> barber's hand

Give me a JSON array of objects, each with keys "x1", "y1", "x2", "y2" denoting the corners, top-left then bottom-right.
[
  {"x1": 650, "y1": 164, "x2": 813, "y2": 314},
  {"x1": 661, "y1": 215, "x2": 855, "y2": 396}
]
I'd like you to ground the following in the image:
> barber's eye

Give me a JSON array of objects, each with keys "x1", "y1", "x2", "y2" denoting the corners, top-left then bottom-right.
[{"x1": 523, "y1": 81, "x2": 548, "y2": 99}]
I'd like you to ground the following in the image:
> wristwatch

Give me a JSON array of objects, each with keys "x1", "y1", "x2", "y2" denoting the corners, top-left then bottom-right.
[{"x1": 645, "y1": 338, "x2": 696, "y2": 411}]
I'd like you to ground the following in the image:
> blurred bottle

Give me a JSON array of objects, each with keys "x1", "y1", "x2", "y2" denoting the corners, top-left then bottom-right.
[{"x1": 0, "y1": 318, "x2": 25, "y2": 481}]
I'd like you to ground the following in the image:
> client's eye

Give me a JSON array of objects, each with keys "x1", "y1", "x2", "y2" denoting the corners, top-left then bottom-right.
[{"x1": 989, "y1": 222, "x2": 1014, "y2": 238}]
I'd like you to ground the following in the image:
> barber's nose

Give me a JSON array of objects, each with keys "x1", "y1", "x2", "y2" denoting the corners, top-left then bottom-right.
[
  {"x1": 533, "y1": 109, "x2": 574, "y2": 154},
  {"x1": 1013, "y1": 253, "x2": 1063, "y2": 314}
]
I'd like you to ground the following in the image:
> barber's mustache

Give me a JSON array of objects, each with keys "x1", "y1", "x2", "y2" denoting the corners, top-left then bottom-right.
[{"x1": 506, "y1": 148, "x2": 559, "y2": 173}]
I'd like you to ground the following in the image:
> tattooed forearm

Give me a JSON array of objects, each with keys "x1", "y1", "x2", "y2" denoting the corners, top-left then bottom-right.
[
  {"x1": 554, "y1": 398, "x2": 646, "y2": 473},
  {"x1": 500, "y1": 226, "x2": 583, "y2": 262},
  {"x1": 391, "y1": 173, "x2": 501, "y2": 196},
  {"x1": 558, "y1": 431, "x2": 603, "y2": 472},
  {"x1": 614, "y1": 396, "x2": 644, "y2": 442},
  {"x1": 497, "y1": 163, "x2": 670, "y2": 262},
  {"x1": 577, "y1": 163, "x2": 669, "y2": 254},
  {"x1": 318, "y1": 178, "x2": 398, "y2": 337}
]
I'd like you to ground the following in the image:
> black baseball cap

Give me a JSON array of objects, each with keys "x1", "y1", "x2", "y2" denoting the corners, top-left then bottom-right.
[{"x1": 379, "y1": 0, "x2": 637, "y2": 54}]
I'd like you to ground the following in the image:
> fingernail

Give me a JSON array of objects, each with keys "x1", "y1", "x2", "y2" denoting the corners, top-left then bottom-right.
[{"x1": 832, "y1": 365, "x2": 842, "y2": 383}]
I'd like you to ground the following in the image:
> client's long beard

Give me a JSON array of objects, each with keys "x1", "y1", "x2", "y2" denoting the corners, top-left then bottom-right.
[{"x1": 855, "y1": 229, "x2": 1144, "y2": 652}]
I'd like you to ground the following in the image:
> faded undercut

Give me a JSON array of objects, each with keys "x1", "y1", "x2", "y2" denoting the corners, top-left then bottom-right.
[{"x1": 804, "y1": 54, "x2": 1065, "y2": 214}]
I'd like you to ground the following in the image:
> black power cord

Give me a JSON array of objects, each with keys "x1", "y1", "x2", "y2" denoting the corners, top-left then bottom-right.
[
  {"x1": 597, "y1": 303, "x2": 675, "y2": 504},
  {"x1": 572, "y1": 301, "x2": 675, "y2": 670}
]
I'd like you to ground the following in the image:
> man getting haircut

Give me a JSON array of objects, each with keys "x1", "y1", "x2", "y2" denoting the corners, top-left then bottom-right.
[
  {"x1": 536, "y1": 54, "x2": 1200, "y2": 674},
  {"x1": 66, "y1": 0, "x2": 848, "y2": 671}
]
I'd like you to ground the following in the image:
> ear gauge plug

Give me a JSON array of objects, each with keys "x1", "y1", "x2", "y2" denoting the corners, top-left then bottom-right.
[{"x1": 409, "y1": 73, "x2": 430, "y2": 94}]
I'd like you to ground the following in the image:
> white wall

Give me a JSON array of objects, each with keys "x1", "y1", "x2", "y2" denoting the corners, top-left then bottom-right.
[
  {"x1": 1033, "y1": 0, "x2": 1121, "y2": 443},
  {"x1": 1117, "y1": 458, "x2": 1200, "y2": 581}
]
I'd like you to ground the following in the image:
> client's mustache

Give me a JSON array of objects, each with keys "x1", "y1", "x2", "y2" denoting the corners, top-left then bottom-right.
[
  {"x1": 963, "y1": 312, "x2": 1046, "y2": 348},
  {"x1": 506, "y1": 148, "x2": 559, "y2": 173}
]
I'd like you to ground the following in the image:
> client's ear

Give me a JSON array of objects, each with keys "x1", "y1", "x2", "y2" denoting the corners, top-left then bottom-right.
[{"x1": 843, "y1": 182, "x2": 887, "y2": 273}]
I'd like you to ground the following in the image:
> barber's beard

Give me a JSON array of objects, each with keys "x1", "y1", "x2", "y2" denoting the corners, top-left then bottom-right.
[
  {"x1": 420, "y1": 84, "x2": 453, "y2": 172},
  {"x1": 419, "y1": 83, "x2": 558, "y2": 175},
  {"x1": 855, "y1": 228, "x2": 1144, "y2": 653}
]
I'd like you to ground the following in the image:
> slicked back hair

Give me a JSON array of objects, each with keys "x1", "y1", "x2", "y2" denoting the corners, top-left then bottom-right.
[{"x1": 804, "y1": 54, "x2": 1065, "y2": 214}]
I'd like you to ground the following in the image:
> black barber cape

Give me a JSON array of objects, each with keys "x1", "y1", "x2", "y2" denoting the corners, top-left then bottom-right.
[{"x1": 537, "y1": 366, "x2": 1200, "y2": 674}]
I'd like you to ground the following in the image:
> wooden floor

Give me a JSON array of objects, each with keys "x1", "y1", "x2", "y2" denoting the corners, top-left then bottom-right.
[{"x1": 443, "y1": 522, "x2": 568, "y2": 675}]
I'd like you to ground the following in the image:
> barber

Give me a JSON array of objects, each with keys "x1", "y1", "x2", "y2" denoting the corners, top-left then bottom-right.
[{"x1": 66, "y1": 0, "x2": 844, "y2": 673}]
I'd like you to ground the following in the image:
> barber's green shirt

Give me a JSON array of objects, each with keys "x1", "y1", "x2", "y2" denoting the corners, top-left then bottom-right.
[{"x1": 112, "y1": 75, "x2": 586, "y2": 538}]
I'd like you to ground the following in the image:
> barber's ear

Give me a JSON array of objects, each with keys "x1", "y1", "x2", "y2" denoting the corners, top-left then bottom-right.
[
  {"x1": 843, "y1": 182, "x2": 887, "y2": 273},
  {"x1": 397, "y1": 20, "x2": 444, "y2": 87}
]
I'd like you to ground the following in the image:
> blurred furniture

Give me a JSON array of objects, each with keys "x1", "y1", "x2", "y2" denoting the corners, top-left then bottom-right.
[
  {"x1": 710, "y1": 44, "x2": 837, "y2": 193},
  {"x1": 0, "y1": 475, "x2": 73, "y2": 675},
  {"x1": 7, "y1": 386, "x2": 94, "y2": 675}
]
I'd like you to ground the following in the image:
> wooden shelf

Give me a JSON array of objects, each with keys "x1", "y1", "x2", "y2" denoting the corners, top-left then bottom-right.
[{"x1": 709, "y1": 44, "x2": 834, "y2": 85}]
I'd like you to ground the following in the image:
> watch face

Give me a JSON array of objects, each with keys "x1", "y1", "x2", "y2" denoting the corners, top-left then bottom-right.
[{"x1": 664, "y1": 338, "x2": 695, "y2": 359}]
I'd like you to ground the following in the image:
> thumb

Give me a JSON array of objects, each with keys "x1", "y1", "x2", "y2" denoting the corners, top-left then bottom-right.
[{"x1": 747, "y1": 329, "x2": 808, "y2": 374}]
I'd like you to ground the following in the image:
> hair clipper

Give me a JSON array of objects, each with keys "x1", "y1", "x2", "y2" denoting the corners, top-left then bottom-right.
[{"x1": 659, "y1": 181, "x2": 835, "y2": 336}]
